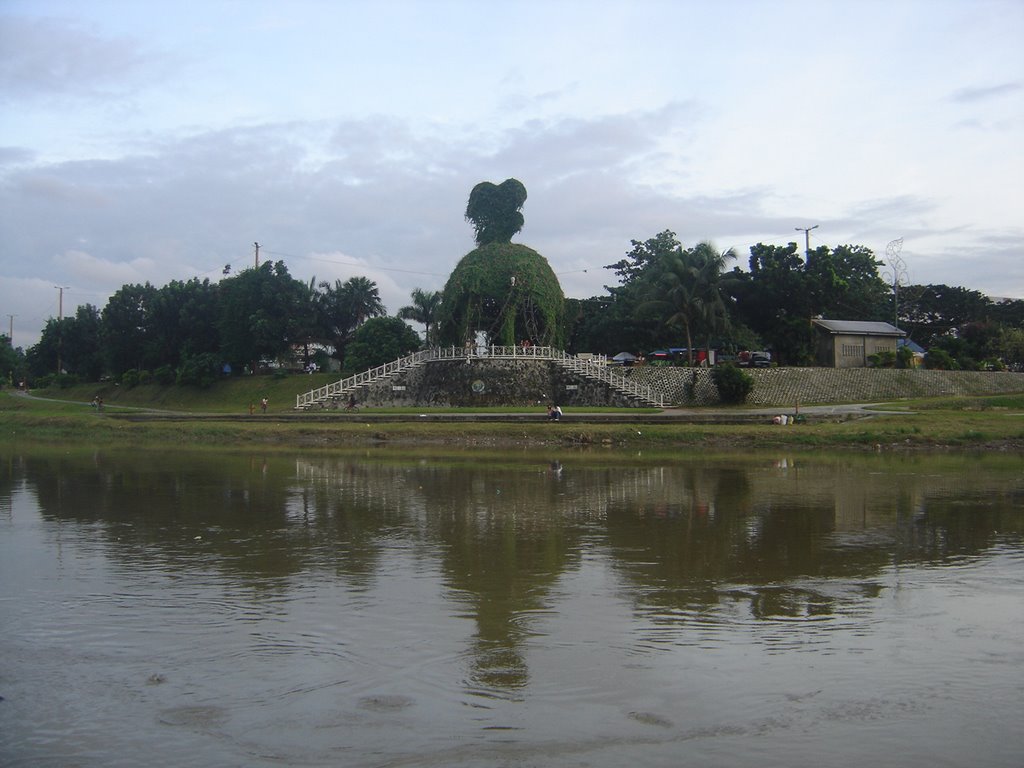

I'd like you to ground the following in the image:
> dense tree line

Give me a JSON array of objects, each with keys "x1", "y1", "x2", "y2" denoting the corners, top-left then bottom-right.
[
  {"x1": 18, "y1": 261, "x2": 426, "y2": 388},
  {"x1": 567, "y1": 230, "x2": 1024, "y2": 370},
  {"x1": 7, "y1": 231, "x2": 1023, "y2": 389}
]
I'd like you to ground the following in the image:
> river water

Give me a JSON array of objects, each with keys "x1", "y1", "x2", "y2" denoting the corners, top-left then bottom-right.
[{"x1": 1, "y1": 445, "x2": 1022, "y2": 767}]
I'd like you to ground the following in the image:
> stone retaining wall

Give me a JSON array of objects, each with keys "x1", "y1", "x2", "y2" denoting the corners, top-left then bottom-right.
[
  {"x1": 340, "y1": 362, "x2": 1024, "y2": 409},
  {"x1": 627, "y1": 366, "x2": 1024, "y2": 406},
  {"x1": 353, "y1": 360, "x2": 639, "y2": 408}
]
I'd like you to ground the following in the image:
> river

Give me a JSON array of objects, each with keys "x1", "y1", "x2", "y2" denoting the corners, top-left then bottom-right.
[{"x1": 1, "y1": 445, "x2": 1022, "y2": 767}]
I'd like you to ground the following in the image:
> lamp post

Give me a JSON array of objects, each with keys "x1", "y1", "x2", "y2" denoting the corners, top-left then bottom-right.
[{"x1": 795, "y1": 225, "x2": 819, "y2": 257}]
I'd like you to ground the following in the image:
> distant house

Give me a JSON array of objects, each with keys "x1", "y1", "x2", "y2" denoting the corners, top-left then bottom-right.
[{"x1": 812, "y1": 319, "x2": 906, "y2": 368}]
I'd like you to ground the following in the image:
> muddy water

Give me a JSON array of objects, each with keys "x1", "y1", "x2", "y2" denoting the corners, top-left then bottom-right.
[{"x1": 1, "y1": 446, "x2": 1022, "y2": 767}]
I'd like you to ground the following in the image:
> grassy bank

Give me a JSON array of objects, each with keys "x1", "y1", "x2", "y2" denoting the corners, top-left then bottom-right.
[{"x1": 4, "y1": 387, "x2": 1024, "y2": 453}]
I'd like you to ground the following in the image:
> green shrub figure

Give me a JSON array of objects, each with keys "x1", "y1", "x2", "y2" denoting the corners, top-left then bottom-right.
[
  {"x1": 711, "y1": 363, "x2": 753, "y2": 404},
  {"x1": 438, "y1": 180, "x2": 565, "y2": 347}
]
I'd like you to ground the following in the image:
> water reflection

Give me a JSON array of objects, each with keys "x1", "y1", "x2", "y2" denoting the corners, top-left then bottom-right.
[{"x1": 3, "y1": 446, "x2": 1023, "y2": 698}]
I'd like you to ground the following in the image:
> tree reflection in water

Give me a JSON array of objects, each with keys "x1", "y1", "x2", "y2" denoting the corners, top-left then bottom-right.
[{"x1": 6, "y1": 445, "x2": 1024, "y2": 694}]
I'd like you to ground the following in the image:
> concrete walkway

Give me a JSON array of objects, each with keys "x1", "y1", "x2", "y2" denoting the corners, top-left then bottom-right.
[{"x1": 12, "y1": 390, "x2": 905, "y2": 424}]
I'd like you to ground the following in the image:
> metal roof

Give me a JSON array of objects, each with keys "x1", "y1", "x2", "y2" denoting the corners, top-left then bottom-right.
[{"x1": 812, "y1": 319, "x2": 906, "y2": 336}]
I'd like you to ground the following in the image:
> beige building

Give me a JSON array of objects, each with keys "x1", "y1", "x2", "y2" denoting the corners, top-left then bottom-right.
[{"x1": 812, "y1": 319, "x2": 906, "y2": 368}]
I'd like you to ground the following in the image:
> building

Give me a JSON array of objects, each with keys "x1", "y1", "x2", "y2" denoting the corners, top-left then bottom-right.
[{"x1": 812, "y1": 319, "x2": 906, "y2": 368}]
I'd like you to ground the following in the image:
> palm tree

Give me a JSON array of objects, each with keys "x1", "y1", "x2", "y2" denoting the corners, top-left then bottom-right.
[
  {"x1": 317, "y1": 276, "x2": 386, "y2": 363},
  {"x1": 641, "y1": 242, "x2": 736, "y2": 365},
  {"x1": 398, "y1": 288, "x2": 442, "y2": 347}
]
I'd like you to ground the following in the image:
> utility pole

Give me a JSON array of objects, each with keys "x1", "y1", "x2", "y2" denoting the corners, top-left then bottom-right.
[
  {"x1": 5, "y1": 314, "x2": 13, "y2": 385},
  {"x1": 795, "y1": 225, "x2": 819, "y2": 257},
  {"x1": 254, "y1": 241, "x2": 260, "y2": 268},
  {"x1": 54, "y1": 286, "x2": 69, "y2": 375}
]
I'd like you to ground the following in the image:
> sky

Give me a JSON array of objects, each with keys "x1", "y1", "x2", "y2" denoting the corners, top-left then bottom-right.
[{"x1": 1, "y1": 0, "x2": 1022, "y2": 349}]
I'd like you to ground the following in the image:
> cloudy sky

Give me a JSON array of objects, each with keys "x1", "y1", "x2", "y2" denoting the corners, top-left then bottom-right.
[{"x1": 1, "y1": 0, "x2": 1022, "y2": 348}]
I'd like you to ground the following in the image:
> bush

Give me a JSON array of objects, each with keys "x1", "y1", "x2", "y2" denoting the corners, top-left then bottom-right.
[
  {"x1": 154, "y1": 365, "x2": 176, "y2": 385},
  {"x1": 711, "y1": 364, "x2": 754, "y2": 404},
  {"x1": 924, "y1": 348, "x2": 958, "y2": 370},
  {"x1": 121, "y1": 369, "x2": 140, "y2": 388},
  {"x1": 37, "y1": 373, "x2": 80, "y2": 389},
  {"x1": 137, "y1": 369, "x2": 153, "y2": 385},
  {"x1": 867, "y1": 350, "x2": 896, "y2": 368},
  {"x1": 177, "y1": 353, "x2": 220, "y2": 388},
  {"x1": 896, "y1": 346, "x2": 914, "y2": 369}
]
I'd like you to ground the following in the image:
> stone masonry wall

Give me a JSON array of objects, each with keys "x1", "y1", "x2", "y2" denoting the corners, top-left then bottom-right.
[
  {"x1": 627, "y1": 366, "x2": 1024, "y2": 407},
  {"x1": 337, "y1": 362, "x2": 1024, "y2": 409},
  {"x1": 353, "y1": 360, "x2": 638, "y2": 408}
]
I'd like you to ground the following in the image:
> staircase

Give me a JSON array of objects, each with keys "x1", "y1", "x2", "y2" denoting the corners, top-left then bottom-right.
[
  {"x1": 295, "y1": 346, "x2": 665, "y2": 409},
  {"x1": 294, "y1": 349, "x2": 433, "y2": 409}
]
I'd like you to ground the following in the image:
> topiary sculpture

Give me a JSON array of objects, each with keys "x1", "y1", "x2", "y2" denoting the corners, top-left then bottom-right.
[{"x1": 438, "y1": 179, "x2": 565, "y2": 347}]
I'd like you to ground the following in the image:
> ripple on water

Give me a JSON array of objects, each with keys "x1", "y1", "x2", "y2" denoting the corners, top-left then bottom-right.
[
  {"x1": 357, "y1": 694, "x2": 415, "y2": 712},
  {"x1": 158, "y1": 705, "x2": 229, "y2": 728}
]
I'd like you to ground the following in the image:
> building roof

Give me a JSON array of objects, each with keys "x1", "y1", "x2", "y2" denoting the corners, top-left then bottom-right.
[{"x1": 812, "y1": 319, "x2": 906, "y2": 337}]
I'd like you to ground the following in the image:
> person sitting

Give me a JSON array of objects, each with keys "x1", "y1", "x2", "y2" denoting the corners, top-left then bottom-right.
[{"x1": 548, "y1": 404, "x2": 562, "y2": 421}]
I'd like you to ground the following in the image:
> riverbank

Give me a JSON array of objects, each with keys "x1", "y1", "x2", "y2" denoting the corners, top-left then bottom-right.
[{"x1": 3, "y1": 389, "x2": 1023, "y2": 453}]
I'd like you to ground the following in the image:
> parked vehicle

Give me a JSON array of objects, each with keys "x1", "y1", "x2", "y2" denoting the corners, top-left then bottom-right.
[{"x1": 738, "y1": 350, "x2": 771, "y2": 368}]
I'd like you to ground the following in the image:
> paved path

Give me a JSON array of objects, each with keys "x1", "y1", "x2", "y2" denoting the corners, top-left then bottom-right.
[{"x1": 12, "y1": 390, "x2": 908, "y2": 423}]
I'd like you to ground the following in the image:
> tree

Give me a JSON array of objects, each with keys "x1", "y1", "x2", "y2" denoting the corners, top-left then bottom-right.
[
  {"x1": 639, "y1": 241, "x2": 736, "y2": 364},
  {"x1": 61, "y1": 304, "x2": 104, "y2": 381},
  {"x1": 218, "y1": 261, "x2": 310, "y2": 372},
  {"x1": 898, "y1": 284, "x2": 992, "y2": 344},
  {"x1": 465, "y1": 178, "x2": 527, "y2": 246},
  {"x1": 145, "y1": 278, "x2": 220, "y2": 371},
  {"x1": 1, "y1": 334, "x2": 25, "y2": 385},
  {"x1": 398, "y1": 288, "x2": 442, "y2": 347},
  {"x1": 101, "y1": 283, "x2": 158, "y2": 376},
  {"x1": 28, "y1": 305, "x2": 104, "y2": 381},
  {"x1": 343, "y1": 316, "x2": 422, "y2": 374},
  {"x1": 726, "y1": 242, "x2": 889, "y2": 365},
  {"x1": 605, "y1": 230, "x2": 682, "y2": 287},
  {"x1": 823, "y1": 244, "x2": 891, "y2": 320},
  {"x1": 318, "y1": 276, "x2": 386, "y2": 363},
  {"x1": 580, "y1": 230, "x2": 684, "y2": 354}
]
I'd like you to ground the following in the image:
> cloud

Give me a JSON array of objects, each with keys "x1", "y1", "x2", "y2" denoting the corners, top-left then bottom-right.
[
  {"x1": 2, "y1": 104, "x2": 1021, "y2": 349},
  {"x1": 0, "y1": 145, "x2": 35, "y2": 166},
  {"x1": 949, "y1": 81, "x2": 1023, "y2": 103},
  {"x1": 0, "y1": 15, "x2": 168, "y2": 102},
  {"x1": 53, "y1": 249, "x2": 159, "y2": 289}
]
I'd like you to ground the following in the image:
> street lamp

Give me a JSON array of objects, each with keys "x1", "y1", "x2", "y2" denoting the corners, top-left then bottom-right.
[{"x1": 795, "y1": 225, "x2": 819, "y2": 256}]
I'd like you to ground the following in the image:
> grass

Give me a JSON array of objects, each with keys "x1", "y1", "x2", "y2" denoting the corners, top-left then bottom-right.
[
  {"x1": 873, "y1": 393, "x2": 1024, "y2": 412},
  {"x1": 8, "y1": 370, "x2": 1024, "y2": 454},
  {"x1": 3, "y1": 383, "x2": 1023, "y2": 454}
]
